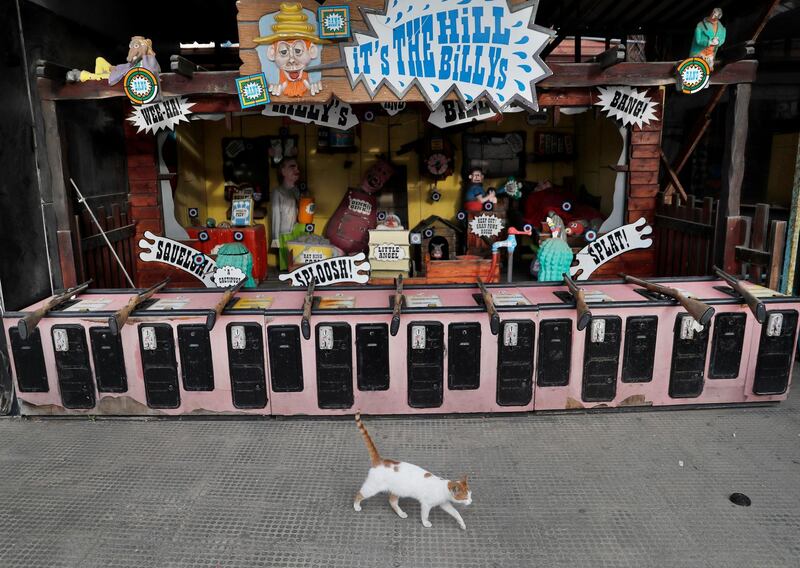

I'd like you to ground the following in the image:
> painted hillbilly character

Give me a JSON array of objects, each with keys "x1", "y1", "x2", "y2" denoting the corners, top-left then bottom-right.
[
  {"x1": 254, "y1": 3, "x2": 329, "y2": 97},
  {"x1": 690, "y1": 8, "x2": 726, "y2": 70},
  {"x1": 271, "y1": 158, "x2": 302, "y2": 248},
  {"x1": 67, "y1": 36, "x2": 161, "y2": 84},
  {"x1": 463, "y1": 168, "x2": 497, "y2": 212},
  {"x1": 325, "y1": 160, "x2": 394, "y2": 254}
]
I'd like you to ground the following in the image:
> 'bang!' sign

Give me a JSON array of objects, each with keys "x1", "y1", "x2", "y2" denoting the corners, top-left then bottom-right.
[{"x1": 342, "y1": 0, "x2": 552, "y2": 110}]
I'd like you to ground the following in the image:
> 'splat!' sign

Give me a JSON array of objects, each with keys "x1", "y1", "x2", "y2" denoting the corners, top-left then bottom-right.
[
  {"x1": 342, "y1": 0, "x2": 552, "y2": 110},
  {"x1": 569, "y1": 218, "x2": 653, "y2": 280}
]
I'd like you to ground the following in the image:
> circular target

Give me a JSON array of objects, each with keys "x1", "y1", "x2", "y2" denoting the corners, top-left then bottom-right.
[
  {"x1": 483, "y1": 201, "x2": 494, "y2": 211},
  {"x1": 456, "y1": 211, "x2": 467, "y2": 221},
  {"x1": 233, "y1": 231, "x2": 244, "y2": 241},
  {"x1": 410, "y1": 233, "x2": 422, "y2": 245},
  {"x1": 188, "y1": 207, "x2": 199, "y2": 219},
  {"x1": 585, "y1": 230, "x2": 598, "y2": 242},
  {"x1": 198, "y1": 231, "x2": 210, "y2": 242},
  {"x1": 431, "y1": 191, "x2": 441, "y2": 202},
  {"x1": 423, "y1": 228, "x2": 434, "y2": 239},
  {"x1": 523, "y1": 223, "x2": 533, "y2": 233},
  {"x1": 298, "y1": 182, "x2": 307, "y2": 192},
  {"x1": 364, "y1": 110, "x2": 375, "y2": 122},
  {"x1": 279, "y1": 127, "x2": 289, "y2": 137},
  {"x1": 123, "y1": 68, "x2": 159, "y2": 105},
  {"x1": 377, "y1": 211, "x2": 387, "y2": 221},
  {"x1": 305, "y1": 223, "x2": 315, "y2": 233},
  {"x1": 561, "y1": 201, "x2": 572, "y2": 212},
  {"x1": 193, "y1": 254, "x2": 205, "y2": 265}
]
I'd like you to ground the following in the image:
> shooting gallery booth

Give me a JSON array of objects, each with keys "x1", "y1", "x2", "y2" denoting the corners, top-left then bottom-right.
[{"x1": 29, "y1": 0, "x2": 777, "y2": 292}]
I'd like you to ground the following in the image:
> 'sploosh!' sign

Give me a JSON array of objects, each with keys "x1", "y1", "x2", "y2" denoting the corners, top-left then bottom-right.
[{"x1": 342, "y1": 0, "x2": 552, "y2": 110}]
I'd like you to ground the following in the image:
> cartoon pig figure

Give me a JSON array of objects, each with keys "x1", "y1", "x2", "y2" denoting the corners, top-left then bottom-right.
[{"x1": 325, "y1": 160, "x2": 394, "y2": 254}]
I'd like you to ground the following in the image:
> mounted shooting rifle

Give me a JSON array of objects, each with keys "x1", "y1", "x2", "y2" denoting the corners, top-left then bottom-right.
[
  {"x1": 206, "y1": 279, "x2": 246, "y2": 330},
  {"x1": 563, "y1": 273, "x2": 592, "y2": 331},
  {"x1": 301, "y1": 279, "x2": 315, "y2": 340},
  {"x1": 713, "y1": 266, "x2": 767, "y2": 324},
  {"x1": 17, "y1": 280, "x2": 92, "y2": 340},
  {"x1": 390, "y1": 275, "x2": 404, "y2": 337},
  {"x1": 620, "y1": 273, "x2": 715, "y2": 326},
  {"x1": 108, "y1": 278, "x2": 170, "y2": 335},
  {"x1": 476, "y1": 277, "x2": 500, "y2": 335}
]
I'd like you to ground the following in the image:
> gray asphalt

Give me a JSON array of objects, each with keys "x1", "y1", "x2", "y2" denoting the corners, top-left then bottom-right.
[{"x1": 0, "y1": 378, "x2": 798, "y2": 567}]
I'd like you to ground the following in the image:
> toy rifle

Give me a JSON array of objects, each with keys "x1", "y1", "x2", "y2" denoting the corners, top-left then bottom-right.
[
  {"x1": 390, "y1": 275, "x2": 404, "y2": 337},
  {"x1": 563, "y1": 273, "x2": 592, "y2": 331},
  {"x1": 17, "y1": 280, "x2": 92, "y2": 341},
  {"x1": 301, "y1": 279, "x2": 315, "y2": 340},
  {"x1": 108, "y1": 278, "x2": 170, "y2": 335},
  {"x1": 476, "y1": 277, "x2": 500, "y2": 335},
  {"x1": 713, "y1": 266, "x2": 767, "y2": 324},
  {"x1": 206, "y1": 279, "x2": 246, "y2": 330},
  {"x1": 620, "y1": 273, "x2": 715, "y2": 326}
]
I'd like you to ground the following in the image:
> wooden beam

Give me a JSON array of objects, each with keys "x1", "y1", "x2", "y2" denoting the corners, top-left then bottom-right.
[
  {"x1": 715, "y1": 83, "x2": 752, "y2": 267},
  {"x1": 170, "y1": 55, "x2": 207, "y2": 78},
  {"x1": 34, "y1": 59, "x2": 71, "y2": 83},
  {"x1": 36, "y1": 61, "x2": 761, "y2": 102},
  {"x1": 780, "y1": 133, "x2": 800, "y2": 294},
  {"x1": 768, "y1": 220, "x2": 787, "y2": 290},
  {"x1": 659, "y1": 148, "x2": 688, "y2": 202}
]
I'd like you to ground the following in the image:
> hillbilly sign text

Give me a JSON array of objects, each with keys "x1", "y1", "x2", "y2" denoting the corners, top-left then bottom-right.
[{"x1": 342, "y1": 0, "x2": 552, "y2": 110}]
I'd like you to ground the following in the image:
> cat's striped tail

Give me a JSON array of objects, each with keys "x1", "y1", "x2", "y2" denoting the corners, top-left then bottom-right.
[{"x1": 355, "y1": 412, "x2": 381, "y2": 466}]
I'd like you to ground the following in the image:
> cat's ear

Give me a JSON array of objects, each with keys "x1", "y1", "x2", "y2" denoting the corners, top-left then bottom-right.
[{"x1": 461, "y1": 475, "x2": 468, "y2": 485}]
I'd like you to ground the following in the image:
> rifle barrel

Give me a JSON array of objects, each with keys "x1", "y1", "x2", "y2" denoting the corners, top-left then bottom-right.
[
  {"x1": 301, "y1": 280, "x2": 315, "y2": 340},
  {"x1": 713, "y1": 266, "x2": 767, "y2": 324},
  {"x1": 477, "y1": 278, "x2": 500, "y2": 335},
  {"x1": 390, "y1": 275, "x2": 404, "y2": 337},
  {"x1": 621, "y1": 273, "x2": 715, "y2": 326},
  {"x1": 108, "y1": 278, "x2": 170, "y2": 335},
  {"x1": 17, "y1": 280, "x2": 92, "y2": 340},
  {"x1": 563, "y1": 273, "x2": 592, "y2": 331},
  {"x1": 206, "y1": 279, "x2": 246, "y2": 330}
]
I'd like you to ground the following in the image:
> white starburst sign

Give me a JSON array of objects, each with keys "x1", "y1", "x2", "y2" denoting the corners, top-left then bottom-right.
[
  {"x1": 341, "y1": 0, "x2": 553, "y2": 111},
  {"x1": 595, "y1": 86, "x2": 659, "y2": 128},
  {"x1": 127, "y1": 96, "x2": 195, "y2": 134}
]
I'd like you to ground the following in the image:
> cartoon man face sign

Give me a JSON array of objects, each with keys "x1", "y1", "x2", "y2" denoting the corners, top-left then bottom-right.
[
  {"x1": 255, "y1": 3, "x2": 329, "y2": 98},
  {"x1": 469, "y1": 169, "x2": 484, "y2": 185}
]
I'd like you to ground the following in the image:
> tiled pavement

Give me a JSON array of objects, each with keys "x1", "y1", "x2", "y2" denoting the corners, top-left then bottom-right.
[{"x1": 0, "y1": 381, "x2": 798, "y2": 567}]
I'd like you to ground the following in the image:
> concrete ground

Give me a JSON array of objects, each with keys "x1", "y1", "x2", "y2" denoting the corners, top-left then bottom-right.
[{"x1": 0, "y1": 385, "x2": 798, "y2": 567}]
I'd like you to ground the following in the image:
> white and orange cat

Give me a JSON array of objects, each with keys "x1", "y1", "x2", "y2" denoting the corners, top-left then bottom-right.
[{"x1": 353, "y1": 413, "x2": 472, "y2": 530}]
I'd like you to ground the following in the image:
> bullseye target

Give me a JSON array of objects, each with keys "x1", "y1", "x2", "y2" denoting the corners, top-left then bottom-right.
[
  {"x1": 483, "y1": 201, "x2": 494, "y2": 211},
  {"x1": 305, "y1": 223, "x2": 315, "y2": 233},
  {"x1": 456, "y1": 211, "x2": 467, "y2": 221},
  {"x1": 561, "y1": 201, "x2": 572, "y2": 212},
  {"x1": 423, "y1": 228, "x2": 434, "y2": 239},
  {"x1": 585, "y1": 230, "x2": 598, "y2": 242},
  {"x1": 198, "y1": 231, "x2": 210, "y2": 242},
  {"x1": 233, "y1": 231, "x2": 244, "y2": 241}
]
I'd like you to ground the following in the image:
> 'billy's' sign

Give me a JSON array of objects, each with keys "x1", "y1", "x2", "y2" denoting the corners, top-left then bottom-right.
[{"x1": 342, "y1": 0, "x2": 552, "y2": 110}]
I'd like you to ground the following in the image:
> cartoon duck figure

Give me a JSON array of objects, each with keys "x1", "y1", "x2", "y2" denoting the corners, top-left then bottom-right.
[
  {"x1": 537, "y1": 212, "x2": 574, "y2": 282},
  {"x1": 255, "y1": 3, "x2": 330, "y2": 97}
]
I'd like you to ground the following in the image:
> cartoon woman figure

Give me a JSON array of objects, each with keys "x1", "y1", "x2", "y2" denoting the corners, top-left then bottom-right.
[
  {"x1": 690, "y1": 8, "x2": 726, "y2": 70},
  {"x1": 254, "y1": 3, "x2": 329, "y2": 97}
]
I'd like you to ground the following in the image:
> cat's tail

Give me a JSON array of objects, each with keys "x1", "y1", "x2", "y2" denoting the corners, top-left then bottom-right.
[{"x1": 355, "y1": 412, "x2": 382, "y2": 466}]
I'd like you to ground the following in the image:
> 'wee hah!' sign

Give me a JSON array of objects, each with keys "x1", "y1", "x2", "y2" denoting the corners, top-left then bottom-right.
[{"x1": 342, "y1": 0, "x2": 552, "y2": 110}]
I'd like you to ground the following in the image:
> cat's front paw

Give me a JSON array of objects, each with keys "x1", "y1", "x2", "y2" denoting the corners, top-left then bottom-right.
[
  {"x1": 422, "y1": 520, "x2": 432, "y2": 528},
  {"x1": 353, "y1": 502, "x2": 362, "y2": 512}
]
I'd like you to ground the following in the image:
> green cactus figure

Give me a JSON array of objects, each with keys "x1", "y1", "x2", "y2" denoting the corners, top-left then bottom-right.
[
  {"x1": 215, "y1": 242, "x2": 256, "y2": 287},
  {"x1": 537, "y1": 213, "x2": 574, "y2": 282}
]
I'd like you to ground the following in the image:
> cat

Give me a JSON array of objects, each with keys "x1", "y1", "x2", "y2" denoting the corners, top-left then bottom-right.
[{"x1": 353, "y1": 413, "x2": 472, "y2": 529}]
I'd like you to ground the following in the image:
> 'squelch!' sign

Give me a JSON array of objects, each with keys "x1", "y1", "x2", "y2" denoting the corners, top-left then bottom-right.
[
  {"x1": 342, "y1": 0, "x2": 552, "y2": 110},
  {"x1": 138, "y1": 231, "x2": 218, "y2": 287}
]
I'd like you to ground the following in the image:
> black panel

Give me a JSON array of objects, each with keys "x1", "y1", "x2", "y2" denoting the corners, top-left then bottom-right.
[
  {"x1": 408, "y1": 322, "x2": 444, "y2": 408},
  {"x1": 497, "y1": 320, "x2": 534, "y2": 406},
  {"x1": 668, "y1": 314, "x2": 710, "y2": 399},
  {"x1": 139, "y1": 324, "x2": 180, "y2": 409},
  {"x1": 89, "y1": 327, "x2": 127, "y2": 393},
  {"x1": 267, "y1": 325, "x2": 304, "y2": 392},
  {"x1": 448, "y1": 322, "x2": 481, "y2": 390},
  {"x1": 708, "y1": 313, "x2": 746, "y2": 379},
  {"x1": 178, "y1": 325, "x2": 214, "y2": 391},
  {"x1": 227, "y1": 323, "x2": 267, "y2": 409},
  {"x1": 622, "y1": 316, "x2": 657, "y2": 383},
  {"x1": 52, "y1": 325, "x2": 95, "y2": 409},
  {"x1": 582, "y1": 317, "x2": 621, "y2": 402},
  {"x1": 9, "y1": 327, "x2": 48, "y2": 392},
  {"x1": 753, "y1": 310, "x2": 798, "y2": 395},
  {"x1": 356, "y1": 324, "x2": 389, "y2": 391},
  {"x1": 537, "y1": 319, "x2": 572, "y2": 387},
  {"x1": 316, "y1": 323, "x2": 353, "y2": 409}
]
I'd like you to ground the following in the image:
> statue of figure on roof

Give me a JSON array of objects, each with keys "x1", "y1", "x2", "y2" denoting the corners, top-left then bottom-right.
[{"x1": 689, "y1": 7, "x2": 726, "y2": 70}]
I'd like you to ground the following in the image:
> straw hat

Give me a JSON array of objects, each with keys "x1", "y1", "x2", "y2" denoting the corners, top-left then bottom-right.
[{"x1": 254, "y1": 3, "x2": 330, "y2": 45}]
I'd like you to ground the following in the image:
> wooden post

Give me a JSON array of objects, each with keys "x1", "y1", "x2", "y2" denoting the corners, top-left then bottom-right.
[
  {"x1": 714, "y1": 83, "x2": 751, "y2": 267},
  {"x1": 780, "y1": 134, "x2": 800, "y2": 294},
  {"x1": 41, "y1": 98, "x2": 78, "y2": 288}
]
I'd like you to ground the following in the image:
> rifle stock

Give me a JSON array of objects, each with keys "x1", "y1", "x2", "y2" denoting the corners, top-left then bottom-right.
[
  {"x1": 390, "y1": 275, "x2": 404, "y2": 337},
  {"x1": 713, "y1": 266, "x2": 767, "y2": 324},
  {"x1": 477, "y1": 277, "x2": 500, "y2": 335},
  {"x1": 17, "y1": 280, "x2": 92, "y2": 341},
  {"x1": 621, "y1": 273, "x2": 715, "y2": 326},
  {"x1": 301, "y1": 280, "x2": 315, "y2": 340},
  {"x1": 206, "y1": 279, "x2": 246, "y2": 330},
  {"x1": 563, "y1": 273, "x2": 592, "y2": 331},
  {"x1": 108, "y1": 278, "x2": 170, "y2": 335}
]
